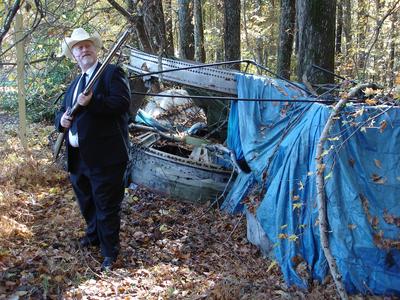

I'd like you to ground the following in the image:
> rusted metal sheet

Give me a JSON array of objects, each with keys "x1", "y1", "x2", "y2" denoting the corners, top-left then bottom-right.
[
  {"x1": 130, "y1": 143, "x2": 233, "y2": 204},
  {"x1": 126, "y1": 47, "x2": 238, "y2": 95}
]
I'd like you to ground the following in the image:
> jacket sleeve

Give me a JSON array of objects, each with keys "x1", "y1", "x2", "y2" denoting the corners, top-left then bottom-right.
[
  {"x1": 86, "y1": 66, "x2": 131, "y2": 116},
  {"x1": 54, "y1": 92, "x2": 67, "y2": 132}
]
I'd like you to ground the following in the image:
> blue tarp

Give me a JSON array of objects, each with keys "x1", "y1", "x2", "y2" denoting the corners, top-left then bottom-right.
[{"x1": 223, "y1": 74, "x2": 400, "y2": 295}]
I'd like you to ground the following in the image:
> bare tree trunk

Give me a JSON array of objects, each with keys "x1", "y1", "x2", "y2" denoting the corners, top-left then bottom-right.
[
  {"x1": 193, "y1": 0, "x2": 206, "y2": 62},
  {"x1": 143, "y1": 0, "x2": 167, "y2": 55},
  {"x1": 178, "y1": 0, "x2": 195, "y2": 60},
  {"x1": 223, "y1": 0, "x2": 241, "y2": 70},
  {"x1": 164, "y1": 0, "x2": 174, "y2": 56},
  {"x1": 215, "y1": 1, "x2": 224, "y2": 61},
  {"x1": 277, "y1": 0, "x2": 296, "y2": 79},
  {"x1": 336, "y1": 0, "x2": 343, "y2": 53},
  {"x1": 296, "y1": 0, "x2": 336, "y2": 84},
  {"x1": 294, "y1": 15, "x2": 299, "y2": 55},
  {"x1": 110, "y1": 0, "x2": 152, "y2": 53},
  {"x1": 388, "y1": 10, "x2": 397, "y2": 88},
  {"x1": 242, "y1": 0, "x2": 257, "y2": 63},
  {"x1": 254, "y1": 0, "x2": 264, "y2": 66},
  {"x1": 342, "y1": 0, "x2": 351, "y2": 55},
  {"x1": 135, "y1": 14, "x2": 153, "y2": 53},
  {"x1": 357, "y1": 0, "x2": 368, "y2": 77},
  {"x1": 373, "y1": 0, "x2": 383, "y2": 83}
]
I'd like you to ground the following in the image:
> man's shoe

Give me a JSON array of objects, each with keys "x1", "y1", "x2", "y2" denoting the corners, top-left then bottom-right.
[
  {"x1": 101, "y1": 257, "x2": 116, "y2": 272},
  {"x1": 79, "y1": 236, "x2": 100, "y2": 248}
]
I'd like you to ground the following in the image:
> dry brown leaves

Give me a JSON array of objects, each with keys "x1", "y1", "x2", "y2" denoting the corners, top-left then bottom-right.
[{"x1": 0, "y1": 112, "x2": 346, "y2": 299}]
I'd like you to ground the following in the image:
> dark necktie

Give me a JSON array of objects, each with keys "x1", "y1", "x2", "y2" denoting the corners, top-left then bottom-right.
[{"x1": 70, "y1": 73, "x2": 87, "y2": 134}]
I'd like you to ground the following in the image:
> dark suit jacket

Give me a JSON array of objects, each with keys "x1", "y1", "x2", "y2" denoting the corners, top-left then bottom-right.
[{"x1": 55, "y1": 63, "x2": 130, "y2": 171}]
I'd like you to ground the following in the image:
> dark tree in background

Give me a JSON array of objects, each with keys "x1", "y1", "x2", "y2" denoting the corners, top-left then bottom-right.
[
  {"x1": 342, "y1": 0, "x2": 352, "y2": 55},
  {"x1": 123, "y1": 0, "x2": 153, "y2": 53},
  {"x1": 389, "y1": 9, "x2": 397, "y2": 88},
  {"x1": 356, "y1": 0, "x2": 367, "y2": 73},
  {"x1": 164, "y1": 0, "x2": 174, "y2": 56},
  {"x1": 194, "y1": 0, "x2": 206, "y2": 62},
  {"x1": 178, "y1": 0, "x2": 195, "y2": 60},
  {"x1": 142, "y1": 0, "x2": 167, "y2": 55},
  {"x1": 296, "y1": 0, "x2": 336, "y2": 84},
  {"x1": 277, "y1": 0, "x2": 296, "y2": 79},
  {"x1": 336, "y1": 0, "x2": 343, "y2": 54},
  {"x1": 223, "y1": 0, "x2": 241, "y2": 70}
]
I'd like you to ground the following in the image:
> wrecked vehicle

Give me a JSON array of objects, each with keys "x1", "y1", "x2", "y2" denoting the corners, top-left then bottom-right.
[
  {"x1": 126, "y1": 48, "x2": 242, "y2": 203},
  {"x1": 128, "y1": 89, "x2": 236, "y2": 204}
]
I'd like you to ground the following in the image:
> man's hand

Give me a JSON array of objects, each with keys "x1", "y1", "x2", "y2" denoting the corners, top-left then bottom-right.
[
  {"x1": 60, "y1": 108, "x2": 73, "y2": 128},
  {"x1": 77, "y1": 90, "x2": 93, "y2": 106}
]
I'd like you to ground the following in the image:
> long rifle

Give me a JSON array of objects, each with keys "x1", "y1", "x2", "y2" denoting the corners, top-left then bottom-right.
[{"x1": 53, "y1": 28, "x2": 131, "y2": 159}]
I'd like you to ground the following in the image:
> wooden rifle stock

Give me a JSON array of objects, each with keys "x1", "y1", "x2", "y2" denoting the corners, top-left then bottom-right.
[{"x1": 53, "y1": 28, "x2": 131, "y2": 159}]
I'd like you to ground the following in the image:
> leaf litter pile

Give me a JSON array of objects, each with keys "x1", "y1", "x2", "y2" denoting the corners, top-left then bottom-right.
[{"x1": 0, "y1": 112, "x2": 343, "y2": 299}]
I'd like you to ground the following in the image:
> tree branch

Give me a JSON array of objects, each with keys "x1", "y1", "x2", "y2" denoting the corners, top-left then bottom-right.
[
  {"x1": 316, "y1": 98, "x2": 349, "y2": 300},
  {"x1": 0, "y1": 54, "x2": 63, "y2": 66},
  {"x1": 0, "y1": 0, "x2": 22, "y2": 48},
  {"x1": 0, "y1": 0, "x2": 44, "y2": 58},
  {"x1": 362, "y1": 0, "x2": 400, "y2": 77},
  {"x1": 107, "y1": 0, "x2": 137, "y2": 23}
]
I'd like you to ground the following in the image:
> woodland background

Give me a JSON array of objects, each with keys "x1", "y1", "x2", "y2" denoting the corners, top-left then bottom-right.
[{"x1": 1, "y1": 0, "x2": 400, "y2": 122}]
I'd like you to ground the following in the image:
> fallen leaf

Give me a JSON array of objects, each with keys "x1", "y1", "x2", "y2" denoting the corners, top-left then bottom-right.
[
  {"x1": 348, "y1": 224, "x2": 357, "y2": 230},
  {"x1": 316, "y1": 164, "x2": 325, "y2": 174},
  {"x1": 374, "y1": 159, "x2": 382, "y2": 169},
  {"x1": 365, "y1": 98, "x2": 377, "y2": 105},
  {"x1": 292, "y1": 203, "x2": 303, "y2": 211},
  {"x1": 380, "y1": 120, "x2": 387, "y2": 133},
  {"x1": 278, "y1": 233, "x2": 288, "y2": 239},
  {"x1": 363, "y1": 87, "x2": 376, "y2": 97},
  {"x1": 298, "y1": 181, "x2": 304, "y2": 190},
  {"x1": 159, "y1": 224, "x2": 168, "y2": 232},
  {"x1": 371, "y1": 174, "x2": 386, "y2": 184},
  {"x1": 324, "y1": 171, "x2": 333, "y2": 180},
  {"x1": 266, "y1": 260, "x2": 277, "y2": 273}
]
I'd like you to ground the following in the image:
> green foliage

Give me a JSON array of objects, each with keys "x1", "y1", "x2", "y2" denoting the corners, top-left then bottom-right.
[
  {"x1": 0, "y1": 60, "x2": 74, "y2": 123},
  {"x1": 25, "y1": 61, "x2": 74, "y2": 123},
  {"x1": 0, "y1": 91, "x2": 18, "y2": 112}
]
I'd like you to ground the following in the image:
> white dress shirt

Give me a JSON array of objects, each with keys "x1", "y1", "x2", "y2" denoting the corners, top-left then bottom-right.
[{"x1": 69, "y1": 61, "x2": 99, "y2": 147}]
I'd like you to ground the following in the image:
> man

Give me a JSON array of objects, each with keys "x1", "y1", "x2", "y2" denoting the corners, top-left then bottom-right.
[{"x1": 55, "y1": 28, "x2": 130, "y2": 271}]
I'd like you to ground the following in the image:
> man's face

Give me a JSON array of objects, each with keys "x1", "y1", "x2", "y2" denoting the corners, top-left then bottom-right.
[{"x1": 71, "y1": 40, "x2": 98, "y2": 70}]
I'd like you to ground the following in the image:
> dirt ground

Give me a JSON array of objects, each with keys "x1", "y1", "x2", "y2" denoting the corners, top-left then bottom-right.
[{"x1": 0, "y1": 110, "x2": 389, "y2": 299}]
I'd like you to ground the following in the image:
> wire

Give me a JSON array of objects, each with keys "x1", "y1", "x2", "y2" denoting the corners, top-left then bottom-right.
[{"x1": 131, "y1": 91, "x2": 337, "y2": 104}]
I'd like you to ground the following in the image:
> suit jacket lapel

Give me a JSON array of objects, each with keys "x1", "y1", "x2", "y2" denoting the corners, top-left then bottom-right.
[
  {"x1": 90, "y1": 62, "x2": 102, "y2": 92},
  {"x1": 67, "y1": 76, "x2": 81, "y2": 108}
]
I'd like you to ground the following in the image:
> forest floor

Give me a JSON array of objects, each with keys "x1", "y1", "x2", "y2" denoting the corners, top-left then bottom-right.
[{"x1": 0, "y1": 110, "x2": 384, "y2": 299}]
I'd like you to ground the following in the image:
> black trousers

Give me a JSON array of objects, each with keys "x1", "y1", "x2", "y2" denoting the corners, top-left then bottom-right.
[{"x1": 69, "y1": 146, "x2": 127, "y2": 258}]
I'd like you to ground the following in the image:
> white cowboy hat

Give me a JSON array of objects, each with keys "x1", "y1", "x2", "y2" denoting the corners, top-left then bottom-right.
[{"x1": 61, "y1": 28, "x2": 102, "y2": 60}]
